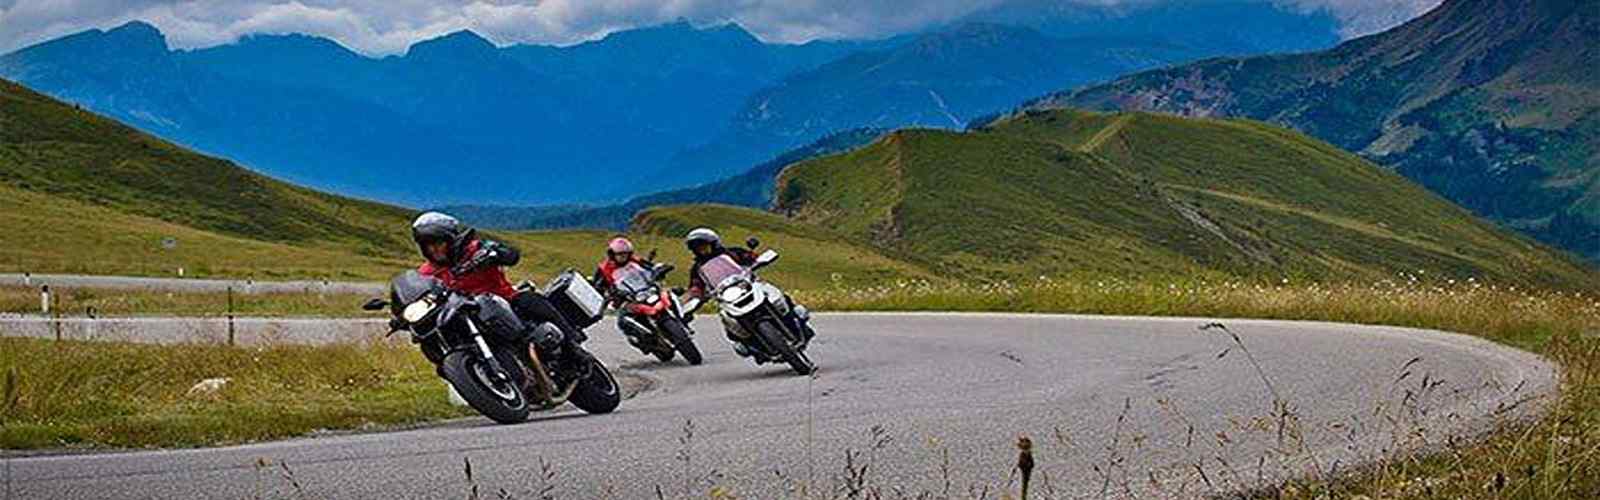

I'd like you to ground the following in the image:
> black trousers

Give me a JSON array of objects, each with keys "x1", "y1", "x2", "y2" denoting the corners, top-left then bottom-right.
[{"x1": 510, "y1": 291, "x2": 581, "y2": 346}]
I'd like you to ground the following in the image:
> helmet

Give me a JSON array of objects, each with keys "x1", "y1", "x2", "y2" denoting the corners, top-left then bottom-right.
[
  {"x1": 606, "y1": 237, "x2": 635, "y2": 258},
  {"x1": 685, "y1": 227, "x2": 721, "y2": 253},
  {"x1": 411, "y1": 212, "x2": 471, "y2": 265}
]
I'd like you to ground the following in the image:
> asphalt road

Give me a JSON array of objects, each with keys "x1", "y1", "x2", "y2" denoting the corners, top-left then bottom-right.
[{"x1": 1, "y1": 313, "x2": 1556, "y2": 499}]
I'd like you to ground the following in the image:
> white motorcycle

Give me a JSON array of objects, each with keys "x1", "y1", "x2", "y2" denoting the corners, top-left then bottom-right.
[{"x1": 685, "y1": 239, "x2": 817, "y2": 375}]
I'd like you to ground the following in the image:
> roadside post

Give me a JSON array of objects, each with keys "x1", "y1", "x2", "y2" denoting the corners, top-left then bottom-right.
[
  {"x1": 227, "y1": 286, "x2": 236, "y2": 346},
  {"x1": 39, "y1": 285, "x2": 50, "y2": 315},
  {"x1": 22, "y1": 272, "x2": 30, "y2": 286},
  {"x1": 85, "y1": 306, "x2": 97, "y2": 340}
]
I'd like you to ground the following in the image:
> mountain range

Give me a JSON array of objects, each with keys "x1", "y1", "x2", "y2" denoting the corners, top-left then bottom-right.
[
  {"x1": 1038, "y1": 0, "x2": 1599, "y2": 260},
  {"x1": 0, "y1": 1, "x2": 1342, "y2": 207}
]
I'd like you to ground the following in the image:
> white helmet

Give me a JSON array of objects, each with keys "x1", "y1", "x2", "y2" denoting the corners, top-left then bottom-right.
[{"x1": 685, "y1": 227, "x2": 721, "y2": 252}]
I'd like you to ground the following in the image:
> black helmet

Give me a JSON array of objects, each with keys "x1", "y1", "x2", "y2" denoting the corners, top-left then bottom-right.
[{"x1": 411, "y1": 212, "x2": 473, "y2": 265}]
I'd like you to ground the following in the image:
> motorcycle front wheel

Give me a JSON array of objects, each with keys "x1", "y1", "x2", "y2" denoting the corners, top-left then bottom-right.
[
  {"x1": 569, "y1": 353, "x2": 621, "y2": 414},
  {"x1": 439, "y1": 351, "x2": 531, "y2": 424},
  {"x1": 756, "y1": 320, "x2": 814, "y2": 376},
  {"x1": 660, "y1": 317, "x2": 703, "y2": 365}
]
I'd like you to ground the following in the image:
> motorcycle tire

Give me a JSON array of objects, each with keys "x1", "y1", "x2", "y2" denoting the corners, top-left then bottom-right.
[
  {"x1": 660, "y1": 317, "x2": 703, "y2": 365},
  {"x1": 652, "y1": 348, "x2": 676, "y2": 363},
  {"x1": 439, "y1": 350, "x2": 531, "y2": 424},
  {"x1": 569, "y1": 353, "x2": 621, "y2": 414},
  {"x1": 756, "y1": 320, "x2": 814, "y2": 376}
]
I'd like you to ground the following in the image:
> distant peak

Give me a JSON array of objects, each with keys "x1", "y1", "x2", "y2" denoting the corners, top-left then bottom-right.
[
  {"x1": 437, "y1": 30, "x2": 494, "y2": 46},
  {"x1": 595, "y1": 18, "x2": 760, "y2": 46},
  {"x1": 406, "y1": 29, "x2": 496, "y2": 57},
  {"x1": 104, "y1": 20, "x2": 168, "y2": 48},
  {"x1": 109, "y1": 20, "x2": 161, "y2": 36}
]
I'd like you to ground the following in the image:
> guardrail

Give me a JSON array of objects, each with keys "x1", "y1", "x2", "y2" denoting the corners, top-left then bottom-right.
[{"x1": 0, "y1": 316, "x2": 391, "y2": 346}]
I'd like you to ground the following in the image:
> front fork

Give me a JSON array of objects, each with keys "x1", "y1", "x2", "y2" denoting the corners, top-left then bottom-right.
[
  {"x1": 466, "y1": 317, "x2": 556, "y2": 402},
  {"x1": 465, "y1": 318, "x2": 510, "y2": 383}
]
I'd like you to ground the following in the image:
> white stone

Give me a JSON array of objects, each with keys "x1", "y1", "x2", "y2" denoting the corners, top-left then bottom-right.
[{"x1": 186, "y1": 377, "x2": 231, "y2": 397}]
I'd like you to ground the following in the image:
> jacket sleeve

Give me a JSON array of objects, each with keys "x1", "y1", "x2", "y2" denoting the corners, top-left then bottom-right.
[{"x1": 686, "y1": 262, "x2": 706, "y2": 297}]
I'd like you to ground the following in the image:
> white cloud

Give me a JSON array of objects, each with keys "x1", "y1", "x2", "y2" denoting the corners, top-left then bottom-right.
[
  {"x1": 1276, "y1": 0, "x2": 1442, "y2": 38},
  {"x1": 0, "y1": 0, "x2": 1442, "y2": 56}
]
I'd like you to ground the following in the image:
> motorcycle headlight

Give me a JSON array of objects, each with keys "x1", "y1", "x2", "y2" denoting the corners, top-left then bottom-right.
[
  {"x1": 719, "y1": 285, "x2": 747, "y2": 303},
  {"x1": 402, "y1": 298, "x2": 436, "y2": 323},
  {"x1": 633, "y1": 289, "x2": 658, "y2": 303}
]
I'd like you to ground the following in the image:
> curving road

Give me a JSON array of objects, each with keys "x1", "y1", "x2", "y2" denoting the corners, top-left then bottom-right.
[{"x1": 2, "y1": 313, "x2": 1556, "y2": 499}]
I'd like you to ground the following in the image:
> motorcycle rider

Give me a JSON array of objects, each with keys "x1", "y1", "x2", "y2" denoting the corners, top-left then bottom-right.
[
  {"x1": 683, "y1": 228, "x2": 756, "y2": 300},
  {"x1": 410, "y1": 212, "x2": 591, "y2": 384},
  {"x1": 589, "y1": 236, "x2": 657, "y2": 340},
  {"x1": 589, "y1": 236, "x2": 650, "y2": 294},
  {"x1": 682, "y1": 227, "x2": 814, "y2": 350}
]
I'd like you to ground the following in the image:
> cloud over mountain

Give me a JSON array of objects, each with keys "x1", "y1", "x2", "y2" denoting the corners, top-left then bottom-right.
[{"x1": 0, "y1": 0, "x2": 1439, "y2": 56}]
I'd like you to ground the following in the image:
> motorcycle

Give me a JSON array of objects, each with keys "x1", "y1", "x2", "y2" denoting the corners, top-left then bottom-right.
[
  {"x1": 362, "y1": 270, "x2": 621, "y2": 424},
  {"x1": 684, "y1": 239, "x2": 817, "y2": 375},
  {"x1": 607, "y1": 257, "x2": 704, "y2": 365}
]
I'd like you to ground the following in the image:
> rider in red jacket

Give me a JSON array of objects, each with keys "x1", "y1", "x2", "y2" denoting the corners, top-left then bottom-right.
[
  {"x1": 411, "y1": 212, "x2": 589, "y2": 372},
  {"x1": 590, "y1": 237, "x2": 649, "y2": 293}
]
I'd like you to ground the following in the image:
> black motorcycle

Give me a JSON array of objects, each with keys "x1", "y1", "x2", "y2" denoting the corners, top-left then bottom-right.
[
  {"x1": 363, "y1": 270, "x2": 620, "y2": 424},
  {"x1": 607, "y1": 259, "x2": 704, "y2": 365}
]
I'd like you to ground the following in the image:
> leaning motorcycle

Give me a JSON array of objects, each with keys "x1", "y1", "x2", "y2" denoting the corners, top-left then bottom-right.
[
  {"x1": 685, "y1": 240, "x2": 817, "y2": 375},
  {"x1": 608, "y1": 260, "x2": 704, "y2": 365},
  {"x1": 362, "y1": 270, "x2": 620, "y2": 424}
]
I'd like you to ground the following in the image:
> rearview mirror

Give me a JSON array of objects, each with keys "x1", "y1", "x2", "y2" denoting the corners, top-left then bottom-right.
[
  {"x1": 653, "y1": 264, "x2": 675, "y2": 280},
  {"x1": 746, "y1": 237, "x2": 761, "y2": 249},
  {"x1": 647, "y1": 248, "x2": 658, "y2": 262},
  {"x1": 754, "y1": 249, "x2": 779, "y2": 268},
  {"x1": 361, "y1": 298, "x2": 389, "y2": 311}
]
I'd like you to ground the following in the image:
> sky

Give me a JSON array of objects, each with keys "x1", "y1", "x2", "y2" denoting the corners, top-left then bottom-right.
[{"x1": 0, "y1": 0, "x2": 1444, "y2": 56}]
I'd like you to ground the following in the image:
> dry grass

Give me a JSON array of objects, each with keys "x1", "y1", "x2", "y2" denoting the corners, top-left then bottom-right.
[{"x1": 0, "y1": 337, "x2": 465, "y2": 449}]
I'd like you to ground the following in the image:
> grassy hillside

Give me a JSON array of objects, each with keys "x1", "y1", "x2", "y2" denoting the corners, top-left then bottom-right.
[
  {"x1": 1043, "y1": 0, "x2": 1600, "y2": 260},
  {"x1": 773, "y1": 109, "x2": 1599, "y2": 289},
  {"x1": 0, "y1": 184, "x2": 410, "y2": 279}
]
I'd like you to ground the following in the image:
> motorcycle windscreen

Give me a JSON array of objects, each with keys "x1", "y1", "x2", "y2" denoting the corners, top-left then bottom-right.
[
  {"x1": 390, "y1": 270, "x2": 442, "y2": 304},
  {"x1": 697, "y1": 255, "x2": 749, "y2": 292},
  {"x1": 613, "y1": 263, "x2": 655, "y2": 295}
]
